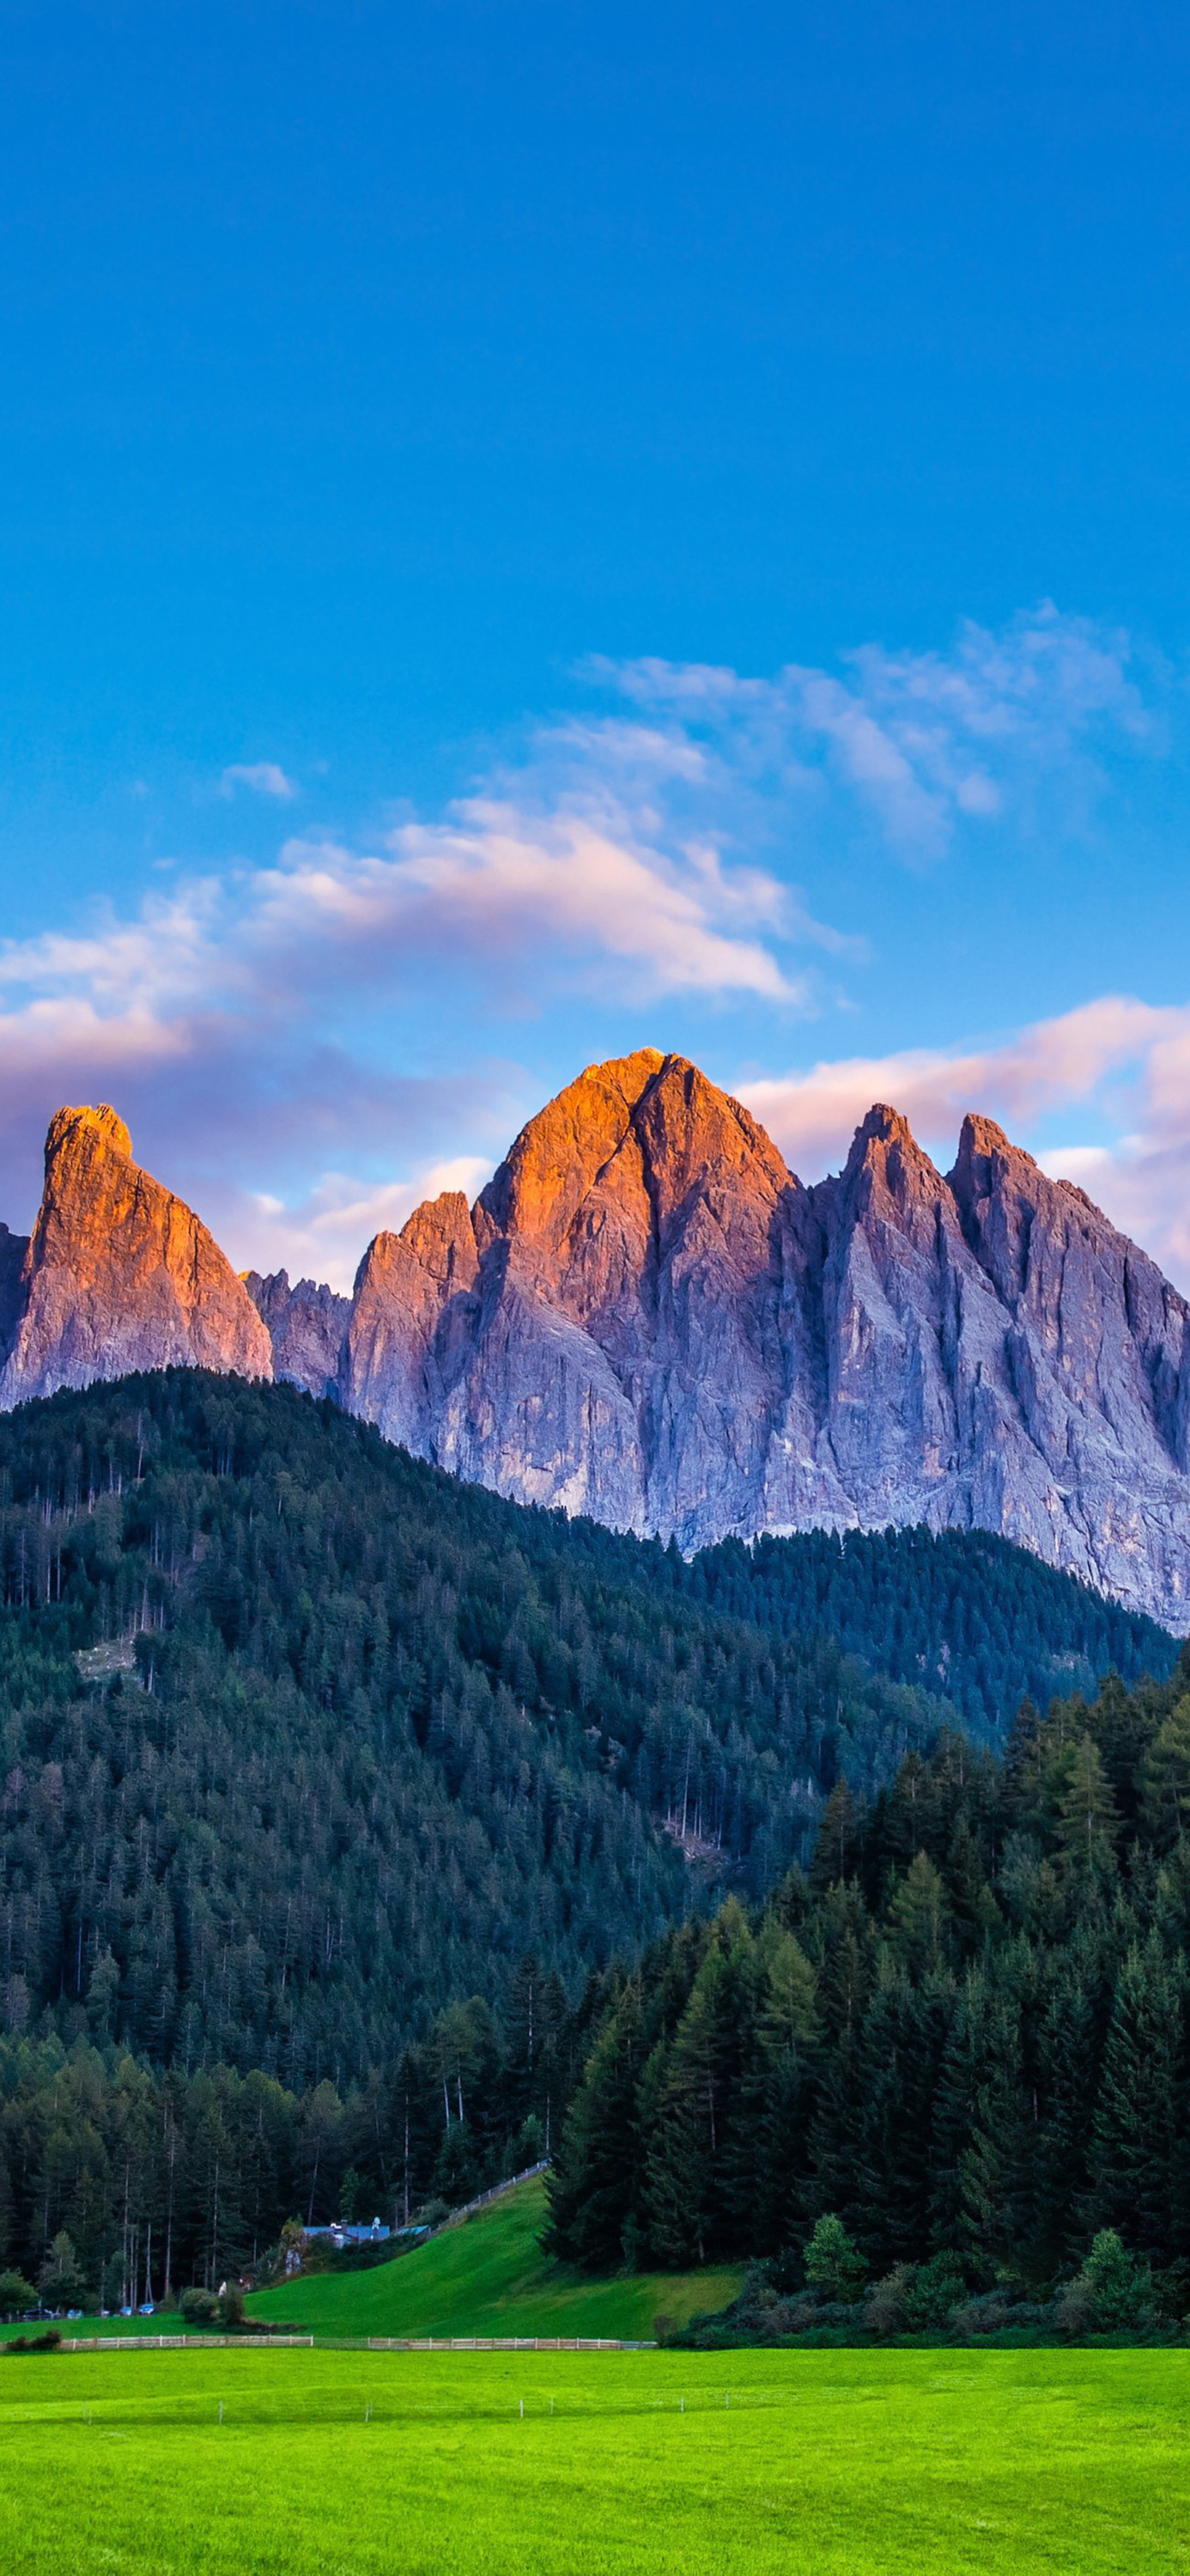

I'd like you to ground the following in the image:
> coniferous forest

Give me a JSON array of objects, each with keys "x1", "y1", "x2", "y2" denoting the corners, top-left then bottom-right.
[
  {"x1": 0, "y1": 1368, "x2": 1181, "y2": 2312},
  {"x1": 548, "y1": 1662, "x2": 1190, "y2": 2330}
]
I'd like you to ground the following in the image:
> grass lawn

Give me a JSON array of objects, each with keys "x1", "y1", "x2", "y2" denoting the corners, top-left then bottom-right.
[
  {"x1": 246, "y1": 2174, "x2": 742, "y2": 2341},
  {"x1": 1, "y1": 2342, "x2": 1187, "y2": 2572}
]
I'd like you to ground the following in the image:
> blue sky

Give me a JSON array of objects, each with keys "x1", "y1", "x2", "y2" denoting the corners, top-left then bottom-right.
[{"x1": 3, "y1": 1, "x2": 1190, "y2": 1285}]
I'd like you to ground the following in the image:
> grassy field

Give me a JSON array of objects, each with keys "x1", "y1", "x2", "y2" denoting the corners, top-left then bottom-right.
[
  {"x1": 1, "y1": 2342, "x2": 1187, "y2": 2572},
  {"x1": 246, "y1": 2174, "x2": 742, "y2": 2341}
]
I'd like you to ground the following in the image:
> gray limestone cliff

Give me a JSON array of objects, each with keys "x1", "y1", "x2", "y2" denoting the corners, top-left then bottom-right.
[
  {"x1": 244, "y1": 1269, "x2": 351, "y2": 1400},
  {"x1": 339, "y1": 1054, "x2": 1190, "y2": 1629}
]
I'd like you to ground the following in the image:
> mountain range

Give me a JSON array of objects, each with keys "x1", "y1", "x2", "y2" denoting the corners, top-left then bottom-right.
[{"x1": 1, "y1": 1051, "x2": 1188, "y2": 1626}]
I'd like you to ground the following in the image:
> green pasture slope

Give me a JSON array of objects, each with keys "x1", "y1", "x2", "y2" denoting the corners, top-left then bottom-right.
[
  {"x1": 247, "y1": 2175, "x2": 742, "y2": 2342},
  {"x1": 2, "y1": 2344, "x2": 1187, "y2": 2573}
]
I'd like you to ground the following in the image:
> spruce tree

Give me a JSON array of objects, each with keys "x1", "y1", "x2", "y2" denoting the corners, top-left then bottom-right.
[
  {"x1": 1087, "y1": 1934, "x2": 1186, "y2": 2261},
  {"x1": 544, "y1": 1983, "x2": 642, "y2": 2270}
]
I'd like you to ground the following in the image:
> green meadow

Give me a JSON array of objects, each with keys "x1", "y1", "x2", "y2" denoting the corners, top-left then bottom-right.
[
  {"x1": 246, "y1": 2173, "x2": 741, "y2": 2342},
  {"x1": 2, "y1": 2343, "x2": 1188, "y2": 2573}
]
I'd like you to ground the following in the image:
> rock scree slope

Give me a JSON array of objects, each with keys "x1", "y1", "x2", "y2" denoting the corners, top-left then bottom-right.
[{"x1": 3, "y1": 1060, "x2": 1190, "y2": 1625}]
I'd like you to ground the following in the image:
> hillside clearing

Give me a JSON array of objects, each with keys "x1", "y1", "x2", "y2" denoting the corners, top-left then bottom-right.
[{"x1": 246, "y1": 2175, "x2": 741, "y2": 2341}]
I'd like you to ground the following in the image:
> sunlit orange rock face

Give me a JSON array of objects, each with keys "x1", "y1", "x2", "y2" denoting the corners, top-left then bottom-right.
[
  {"x1": 341, "y1": 1049, "x2": 831, "y2": 1534},
  {"x1": 0, "y1": 1105, "x2": 273, "y2": 1405},
  {"x1": 340, "y1": 1053, "x2": 1190, "y2": 1629}
]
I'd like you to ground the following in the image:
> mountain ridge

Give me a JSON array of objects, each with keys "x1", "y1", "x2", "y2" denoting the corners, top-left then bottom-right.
[{"x1": 2, "y1": 1057, "x2": 1189, "y2": 1625}]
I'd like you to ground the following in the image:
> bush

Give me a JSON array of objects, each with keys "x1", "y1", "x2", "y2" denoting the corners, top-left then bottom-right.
[
  {"x1": 1056, "y1": 2233, "x2": 1158, "y2": 2338},
  {"x1": 2, "y1": 2330, "x2": 61, "y2": 2354},
  {"x1": 804, "y1": 2215, "x2": 868, "y2": 2305},
  {"x1": 902, "y1": 2252, "x2": 968, "y2": 2330},
  {"x1": 298, "y1": 2236, "x2": 333, "y2": 2275},
  {"x1": 179, "y1": 2287, "x2": 220, "y2": 2327},
  {"x1": 864, "y1": 2265, "x2": 914, "y2": 2339},
  {"x1": 216, "y1": 2288, "x2": 246, "y2": 2330}
]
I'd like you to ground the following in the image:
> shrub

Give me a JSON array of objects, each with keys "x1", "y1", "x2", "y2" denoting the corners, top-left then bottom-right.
[
  {"x1": 179, "y1": 2287, "x2": 220, "y2": 2327},
  {"x1": 1056, "y1": 2233, "x2": 1157, "y2": 2338},
  {"x1": 865, "y1": 2265, "x2": 914, "y2": 2339},
  {"x1": 902, "y1": 2252, "x2": 967, "y2": 2330},
  {"x1": 804, "y1": 2215, "x2": 868, "y2": 2305},
  {"x1": 2, "y1": 2330, "x2": 61, "y2": 2354}
]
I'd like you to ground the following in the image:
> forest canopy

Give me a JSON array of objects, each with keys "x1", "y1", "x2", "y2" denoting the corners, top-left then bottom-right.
[
  {"x1": 0, "y1": 1370, "x2": 1174, "y2": 2089},
  {"x1": 548, "y1": 1659, "x2": 1190, "y2": 2303}
]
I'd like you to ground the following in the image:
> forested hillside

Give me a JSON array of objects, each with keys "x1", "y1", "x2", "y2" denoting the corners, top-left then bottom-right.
[
  {"x1": 683, "y1": 1525, "x2": 1169, "y2": 1735},
  {"x1": 0, "y1": 1371, "x2": 1174, "y2": 2091},
  {"x1": 548, "y1": 1660, "x2": 1190, "y2": 2297}
]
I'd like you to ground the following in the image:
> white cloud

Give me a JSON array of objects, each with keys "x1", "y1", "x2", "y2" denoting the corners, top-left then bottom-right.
[
  {"x1": 601, "y1": 603, "x2": 1151, "y2": 861},
  {"x1": 740, "y1": 997, "x2": 1180, "y2": 1177},
  {"x1": 220, "y1": 762, "x2": 298, "y2": 801},
  {"x1": 235, "y1": 1155, "x2": 493, "y2": 1291},
  {"x1": 258, "y1": 805, "x2": 801, "y2": 1005},
  {"x1": 0, "y1": 604, "x2": 1177, "y2": 1287}
]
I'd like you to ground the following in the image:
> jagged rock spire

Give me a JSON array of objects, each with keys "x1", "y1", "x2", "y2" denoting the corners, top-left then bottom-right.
[{"x1": 0, "y1": 1105, "x2": 273, "y2": 1406}]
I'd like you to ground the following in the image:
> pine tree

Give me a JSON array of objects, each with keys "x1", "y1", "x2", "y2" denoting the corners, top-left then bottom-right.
[
  {"x1": 641, "y1": 1940, "x2": 745, "y2": 2266},
  {"x1": 1087, "y1": 1934, "x2": 1186, "y2": 2261},
  {"x1": 742, "y1": 1925, "x2": 820, "y2": 2253},
  {"x1": 848, "y1": 1955, "x2": 953, "y2": 2268},
  {"x1": 956, "y1": 1957, "x2": 1035, "y2": 2275},
  {"x1": 1056, "y1": 1734, "x2": 1119, "y2": 1882},
  {"x1": 1139, "y1": 1698, "x2": 1190, "y2": 1853},
  {"x1": 544, "y1": 1983, "x2": 643, "y2": 2270},
  {"x1": 1030, "y1": 1931, "x2": 1108, "y2": 2272}
]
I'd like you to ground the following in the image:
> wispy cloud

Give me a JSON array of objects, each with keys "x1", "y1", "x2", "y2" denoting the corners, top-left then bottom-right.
[
  {"x1": 220, "y1": 761, "x2": 298, "y2": 801},
  {"x1": 599, "y1": 603, "x2": 1152, "y2": 860},
  {"x1": 258, "y1": 807, "x2": 804, "y2": 1005},
  {"x1": 238, "y1": 1155, "x2": 494, "y2": 1289},
  {"x1": 0, "y1": 604, "x2": 1178, "y2": 1287}
]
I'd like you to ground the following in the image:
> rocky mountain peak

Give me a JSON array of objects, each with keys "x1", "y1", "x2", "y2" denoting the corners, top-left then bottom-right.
[
  {"x1": 3, "y1": 1064, "x2": 1190, "y2": 1624},
  {"x1": 338, "y1": 1059, "x2": 1190, "y2": 1624},
  {"x1": 46, "y1": 1101, "x2": 133, "y2": 1166},
  {"x1": 399, "y1": 1191, "x2": 480, "y2": 1287},
  {"x1": 949, "y1": 1109, "x2": 1037, "y2": 1212},
  {"x1": 827, "y1": 1100, "x2": 949, "y2": 1245},
  {"x1": 476, "y1": 1048, "x2": 667, "y2": 1252},
  {"x1": 242, "y1": 1268, "x2": 350, "y2": 1401},
  {"x1": 0, "y1": 1107, "x2": 272, "y2": 1406}
]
